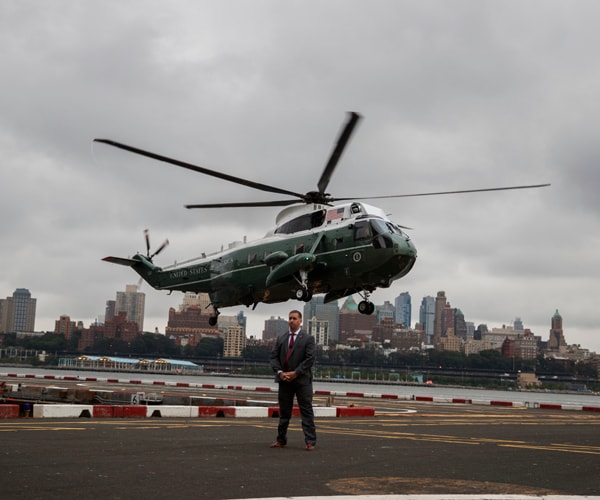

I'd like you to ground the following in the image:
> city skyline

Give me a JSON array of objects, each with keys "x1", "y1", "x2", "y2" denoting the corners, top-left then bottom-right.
[
  {"x1": 2, "y1": 285, "x2": 591, "y2": 356},
  {"x1": 2, "y1": 3, "x2": 599, "y2": 352}
]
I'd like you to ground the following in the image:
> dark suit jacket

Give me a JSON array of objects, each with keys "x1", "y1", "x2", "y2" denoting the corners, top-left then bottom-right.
[{"x1": 270, "y1": 330, "x2": 316, "y2": 384}]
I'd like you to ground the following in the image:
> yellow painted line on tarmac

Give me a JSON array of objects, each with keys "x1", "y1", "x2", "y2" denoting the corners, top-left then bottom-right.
[
  {"x1": 317, "y1": 421, "x2": 600, "y2": 457},
  {"x1": 316, "y1": 425, "x2": 481, "y2": 445},
  {"x1": 0, "y1": 426, "x2": 87, "y2": 432},
  {"x1": 500, "y1": 442, "x2": 600, "y2": 455}
]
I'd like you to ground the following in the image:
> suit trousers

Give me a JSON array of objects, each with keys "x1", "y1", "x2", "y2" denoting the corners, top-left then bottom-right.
[{"x1": 276, "y1": 378, "x2": 316, "y2": 445}]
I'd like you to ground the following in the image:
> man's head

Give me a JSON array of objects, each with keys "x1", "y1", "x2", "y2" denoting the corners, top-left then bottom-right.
[{"x1": 288, "y1": 310, "x2": 302, "y2": 333}]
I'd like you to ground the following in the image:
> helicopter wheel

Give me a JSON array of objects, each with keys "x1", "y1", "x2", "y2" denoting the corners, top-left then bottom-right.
[
  {"x1": 208, "y1": 315, "x2": 218, "y2": 326},
  {"x1": 295, "y1": 287, "x2": 312, "y2": 302},
  {"x1": 358, "y1": 300, "x2": 375, "y2": 315}
]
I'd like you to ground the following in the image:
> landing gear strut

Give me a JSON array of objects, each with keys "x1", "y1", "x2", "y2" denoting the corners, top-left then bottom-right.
[
  {"x1": 208, "y1": 306, "x2": 220, "y2": 326},
  {"x1": 293, "y1": 270, "x2": 313, "y2": 302}
]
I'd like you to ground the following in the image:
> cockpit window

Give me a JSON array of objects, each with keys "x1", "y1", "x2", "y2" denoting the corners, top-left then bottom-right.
[{"x1": 370, "y1": 219, "x2": 390, "y2": 235}]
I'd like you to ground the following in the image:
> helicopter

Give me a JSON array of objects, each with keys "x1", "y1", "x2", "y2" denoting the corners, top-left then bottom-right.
[{"x1": 95, "y1": 112, "x2": 549, "y2": 326}]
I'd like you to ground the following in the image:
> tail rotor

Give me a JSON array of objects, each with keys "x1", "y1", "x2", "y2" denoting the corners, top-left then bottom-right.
[{"x1": 143, "y1": 229, "x2": 169, "y2": 262}]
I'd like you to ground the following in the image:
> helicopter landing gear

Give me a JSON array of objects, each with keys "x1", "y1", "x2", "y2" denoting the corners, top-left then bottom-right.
[
  {"x1": 293, "y1": 270, "x2": 313, "y2": 302},
  {"x1": 358, "y1": 300, "x2": 375, "y2": 315},
  {"x1": 357, "y1": 291, "x2": 375, "y2": 315},
  {"x1": 208, "y1": 307, "x2": 220, "y2": 326},
  {"x1": 295, "y1": 286, "x2": 313, "y2": 302}
]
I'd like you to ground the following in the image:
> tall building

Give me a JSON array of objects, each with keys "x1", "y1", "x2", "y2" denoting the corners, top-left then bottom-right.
[
  {"x1": 454, "y1": 309, "x2": 467, "y2": 340},
  {"x1": 433, "y1": 291, "x2": 447, "y2": 345},
  {"x1": 55, "y1": 314, "x2": 76, "y2": 340},
  {"x1": 262, "y1": 316, "x2": 288, "y2": 342},
  {"x1": 0, "y1": 288, "x2": 37, "y2": 333},
  {"x1": 165, "y1": 305, "x2": 219, "y2": 346},
  {"x1": 514, "y1": 317, "x2": 524, "y2": 331},
  {"x1": 443, "y1": 303, "x2": 455, "y2": 337},
  {"x1": 303, "y1": 296, "x2": 339, "y2": 342},
  {"x1": 223, "y1": 325, "x2": 246, "y2": 357},
  {"x1": 474, "y1": 323, "x2": 488, "y2": 341},
  {"x1": 376, "y1": 300, "x2": 395, "y2": 324},
  {"x1": 465, "y1": 321, "x2": 475, "y2": 339},
  {"x1": 548, "y1": 309, "x2": 566, "y2": 351},
  {"x1": 419, "y1": 296, "x2": 435, "y2": 344},
  {"x1": 306, "y1": 316, "x2": 329, "y2": 346},
  {"x1": 394, "y1": 292, "x2": 411, "y2": 328},
  {"x1": 181, "y1": 292, "x2": 215, "y2": 315},
  {"x1": 104, "y1": 300, "x2": 116, "y2": 323},
  {"x1": 115, "y1": 284, "x2": 145, "y2": 333},
  {"x1": 103, "y1": 311, "x2": 140, "y2": 344}
]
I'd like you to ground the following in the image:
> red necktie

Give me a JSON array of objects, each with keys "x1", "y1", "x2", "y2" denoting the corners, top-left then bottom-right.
[{"x1": 284, "y1": 333, "x2": 295, "y2": 370}]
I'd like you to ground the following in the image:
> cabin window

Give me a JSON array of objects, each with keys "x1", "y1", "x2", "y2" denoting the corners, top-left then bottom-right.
[
  {"x1": 354, "y1": 221, "x2": 371, "y2": 241},
  {"x1": 274, "y1": 210, "x2": 326, "y2": 234},
  {"x1": 295, "y1": 243, "x2": 305, "y2": 255},
  {"x1": 247, "y1": 253, "x2": 257, "y2": 264}
]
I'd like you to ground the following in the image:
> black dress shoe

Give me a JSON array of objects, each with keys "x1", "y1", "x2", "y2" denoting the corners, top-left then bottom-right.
[{"x1": 270, "y1": 441, "x2": 286, "y2": 448}]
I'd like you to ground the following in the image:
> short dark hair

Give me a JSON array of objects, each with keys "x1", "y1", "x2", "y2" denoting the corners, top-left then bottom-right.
[{"x1": 289, "y1": 309, "x2": 302, "y2": 319}]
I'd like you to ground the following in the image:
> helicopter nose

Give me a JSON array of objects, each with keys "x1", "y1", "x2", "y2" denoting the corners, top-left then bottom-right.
[{"x1": 396, "y1": 234, "x2": 417, "y2": 258}]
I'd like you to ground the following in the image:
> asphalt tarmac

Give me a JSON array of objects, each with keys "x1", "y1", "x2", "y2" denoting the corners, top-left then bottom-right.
[{"x1": 1, "y1": 401, "x2": 599, "y2": 499}]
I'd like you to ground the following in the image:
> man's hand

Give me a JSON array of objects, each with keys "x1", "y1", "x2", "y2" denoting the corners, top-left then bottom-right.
[{"x1": 280, "y1": 371, "x2": 297, "y2": 382}]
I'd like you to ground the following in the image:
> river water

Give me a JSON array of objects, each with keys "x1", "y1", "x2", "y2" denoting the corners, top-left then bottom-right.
[{"x1": 2, "y1": 365, "x2": 599, "y2": 407}]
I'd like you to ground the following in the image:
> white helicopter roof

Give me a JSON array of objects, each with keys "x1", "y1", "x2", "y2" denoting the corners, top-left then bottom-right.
[{"x1": 274, "y1": 201, "x2": 389, "y2": 228}]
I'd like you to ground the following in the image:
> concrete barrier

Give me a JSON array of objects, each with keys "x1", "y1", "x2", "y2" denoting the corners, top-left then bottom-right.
[
  {"x1": 415, "y1": 395, "x2": 434, "y2": 402},
  {"x1": 313, "y1": 407, "x2": 337, "y2": 417},
  {"x1": 121, "y1": 406, "x2": 147, "y2": 418},
  {"x1": 197, "y1": 406, "x2": 237, "y2": 417},
  {"x1": 336, "y1": 406, "x2": 375, "y2": 417},
  {"x1": 490, "y1": 400, "x2": 514, "y2": 407},
  {"x1": 0, "y1": 405, "x2": 19, "y2": 418},
  {"x1": 268, "y1": 406, "x2": 301, "y2": 418},
  {"x1": 92, "y1": 405, "x2": 118, "y2": 418},
  {"x1": 147, "y1": 406, "x2": 197, "y2": 418},
  {"x1": 451, "y1": 398, "x2": 472, "y2": 404},
  {"x1": 5, "y1": 372, "x2": 600, "y2": 414},
  {"x1": 231, "y1": 407, "x2": 269, "y2": 418},
  {"x1": 33, "y1": 404, "x2": 94, "y2": 418}
]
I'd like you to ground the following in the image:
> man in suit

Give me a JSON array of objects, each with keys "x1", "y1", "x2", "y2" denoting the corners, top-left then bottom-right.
[{"x1": 269, "y1": 309, "x2": 317, "y2": 450}]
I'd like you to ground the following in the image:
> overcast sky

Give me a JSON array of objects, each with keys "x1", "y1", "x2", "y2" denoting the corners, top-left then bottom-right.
[{"x1": 1, "y1": 1, "x2": 598, "y2": 351}]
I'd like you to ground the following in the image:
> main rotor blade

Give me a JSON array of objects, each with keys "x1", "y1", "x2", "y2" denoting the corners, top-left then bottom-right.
[
  {"x1": 317, "y1": 112, "x2": 361, "y2": 194},
  {"x1": 328, "y1": 183, "x2": 551, "y2": 202},
  {"x1": 94, "y1": 139, "x2": 304, "y2": 199},
  {"x1": 185, "y1": 199, "x2": 301, "y2": 209}
]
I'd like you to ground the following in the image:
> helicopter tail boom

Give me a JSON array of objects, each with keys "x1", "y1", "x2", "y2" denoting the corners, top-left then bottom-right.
[
  {"x1": 102, "y1": 253, "x2": 163, "y2": 287},
  {"x1": 102, "y1": 256, "x2": 139, "y2": 267}
]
